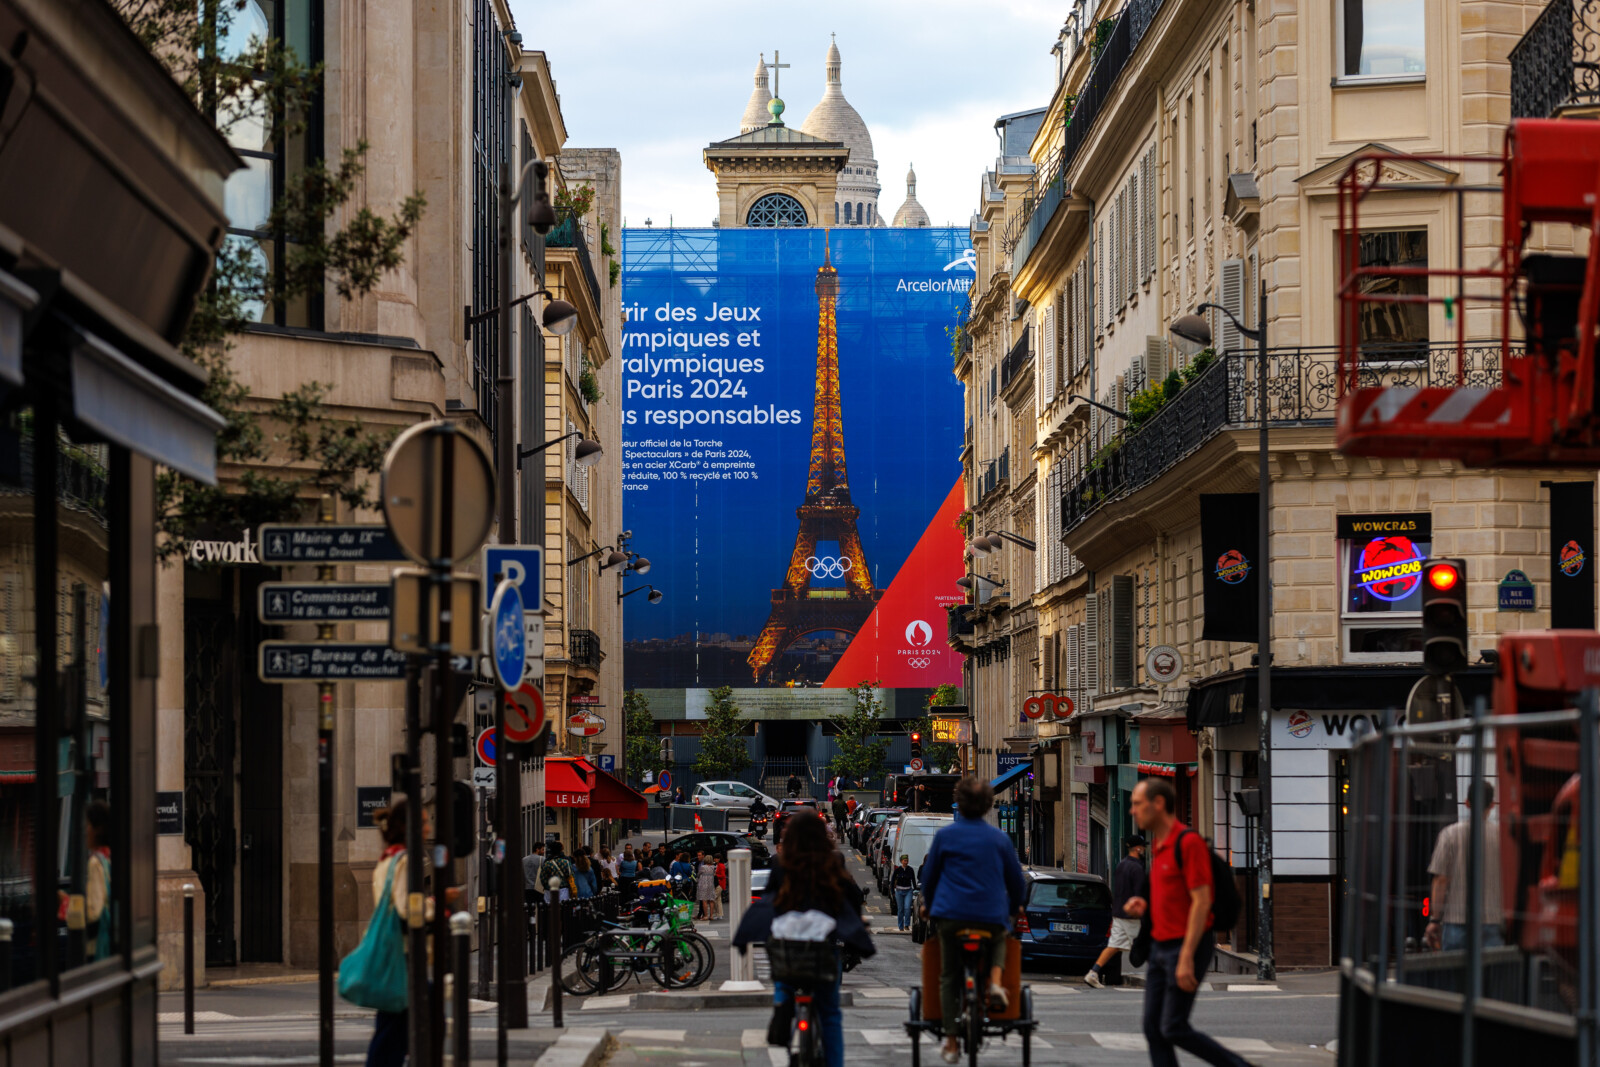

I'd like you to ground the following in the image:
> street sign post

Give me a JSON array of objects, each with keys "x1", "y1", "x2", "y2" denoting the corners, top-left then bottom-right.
[
  {"x1": 390, "y1": 570, "x2": 482, "y2": 655},
  {"x1": 258, "y1": 583, "x2": 392, "y2": 623},
  {"x1": 257, "y1": 642, "x2": 408, "y2": 681},
  {"x1": 258, "y1": 524, "x2": 406, "y2": 563}
]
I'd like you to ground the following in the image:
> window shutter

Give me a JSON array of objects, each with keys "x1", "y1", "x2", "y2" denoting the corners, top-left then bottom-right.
[
  {"x1": 1146, "y1": 335, "x2": 1169, "y2": 385},
  {"x1": 1066, "y1": 625, "x2": 1080, "y2": 702},
  {"x1": 1042, "y1": 632, "x2": 1057, "y2": 691},
  {"x1": 1111, "y1": 574, "x2": 1135, "y2": 689},
  {"x1": 1083, "y1": 593, "x2": 1101, "y2": 697},
  {"x1": 1041, "y1": 303, "x2": 1056, "y2": 404},
  {"x1": 1055, "y1": 288, "x2": 1068, "y2": 395},
  {"x1": 1219, "y1": 257, "x2": 1246, "y2": 354},
  {"x1": 1144, "y1": 145, "x2": 1158, "y2": 279}
]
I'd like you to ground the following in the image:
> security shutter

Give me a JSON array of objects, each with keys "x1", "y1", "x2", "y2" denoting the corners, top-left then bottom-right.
[
  {"x1": 1219, "y1": 258, "x2": 1246, "y2": 354},
  {"x1": 1083, "y1": 593, "x2": 1101, "y2": 698},
  {"x1": 1111, "y1": 574, "x2": 1135, "y2": 690}
]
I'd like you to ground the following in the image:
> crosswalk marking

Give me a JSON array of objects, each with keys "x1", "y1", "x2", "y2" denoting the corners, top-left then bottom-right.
[
  {"x1": 1093, "y1": 1032, "x2": 1149, "y2": 1051},
  {"x1": 620, "y1": 1028, "x2": 685, "y2": 1041},
  {"x1": 1221, "y1": 1037, "x2": 1281, "y2": 1054},
  {"x1": 860, "y1": 1029, "x2": 910, "y2": 1045},
  {"x1": 741, "y1": 1029, "x2": 767, "y2": 1048}
]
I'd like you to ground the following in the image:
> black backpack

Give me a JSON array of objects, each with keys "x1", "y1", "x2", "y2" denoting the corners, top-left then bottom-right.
[{"x1": 1174, "y1": 829, "x2": 1243, "y2": 932}]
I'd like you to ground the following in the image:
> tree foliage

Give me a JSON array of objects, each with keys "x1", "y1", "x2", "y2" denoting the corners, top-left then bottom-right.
[
  {"x1": 115, "y1": 0, "x2": 428, "y2": 556},
  {"x1": 693, "y1": 686, "x2": 752, "y2": 780},
  {"x1": 623, "y1": 690, "x2": 664, "y2": 786},
  {"x1": 913, "y1": 684, "x2": 962, "y2": 772},
  {"x1": 831, "y1": 681, "x2": 889, "y2": 784}
]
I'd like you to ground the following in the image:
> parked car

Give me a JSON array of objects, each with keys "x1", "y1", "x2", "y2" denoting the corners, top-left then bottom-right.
[
  {"x1": 749, "y1": 867, "x2": 771, "y2": 905},
  {"x1": 692, "y1": 780, "x2": 779, "y2": 810},
  {"x1": 852, "y1": 807, "x2": 898, "y2": 851},
  {"x1": 1015, "y1": 870, "x2": 1113, "y2": 971},
  {"x1": 663, "y1": 830, "x2": 771, "y2": 869},
  {"x1": 878, "y1": 813, "x2": 952, "y2": 894},
  {"x1": 867, "y1": 813, "x2": 902, "y2": 877}
]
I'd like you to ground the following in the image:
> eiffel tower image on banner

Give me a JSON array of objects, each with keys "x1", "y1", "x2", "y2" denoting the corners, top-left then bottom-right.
[{"x1": 747, "y1": 238, "x2": 882, "y2": 683}]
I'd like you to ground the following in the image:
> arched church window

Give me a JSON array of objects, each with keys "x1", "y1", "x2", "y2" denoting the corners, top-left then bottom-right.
[
  {"x1": 855, "y1": 202, "x2": 864, "y2": 225},
  {"x1": 747, "y1": 193, "x2": 809, "y2": 227},
  {"x1": 843, "y1": 201, "x2": 853, "y2": 224}
]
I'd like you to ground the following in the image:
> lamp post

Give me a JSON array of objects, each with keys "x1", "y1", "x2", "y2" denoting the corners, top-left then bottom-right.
[
  {"x1": 1169, "y1": 281, "x2": 1274, "y2": 982},
  {"x1": 618, "y1": 585, "x2": 664, "y2": 604}
]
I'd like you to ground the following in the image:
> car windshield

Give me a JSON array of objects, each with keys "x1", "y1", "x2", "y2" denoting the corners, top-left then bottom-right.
[{"x1": 1029, "y1": 880, "x2": 1112, "y2": 909}]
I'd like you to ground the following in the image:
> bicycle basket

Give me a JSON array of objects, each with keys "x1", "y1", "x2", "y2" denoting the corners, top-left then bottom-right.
[
  {"x1": 765, "y1": 940, "x2": 841, "y2": 987},
  {"x1": 666, "y1": 900, "x2": 694, "y2": 925}
]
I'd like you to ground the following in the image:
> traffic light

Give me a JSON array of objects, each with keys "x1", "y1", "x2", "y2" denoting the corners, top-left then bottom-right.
[
  {"x1": 1421, "y1": 557, "x2": 1468, "y2": 677},
  {"x1": 909, "y1": 730, "x2": 923, "y2": 763}
]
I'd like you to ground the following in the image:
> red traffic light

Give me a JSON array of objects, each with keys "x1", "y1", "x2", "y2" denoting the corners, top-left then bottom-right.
[
  {"x1": 1427, "y1": 563, "x2": 1460, "y2": 591},
  {"x1": 910, "y1": 731, "x2": 921, "y2": 742}
]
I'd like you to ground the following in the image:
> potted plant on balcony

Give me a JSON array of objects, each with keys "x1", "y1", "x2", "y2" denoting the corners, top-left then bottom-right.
[{"x1": 579, "y1": 356, "x2": 603, "y2": 404}]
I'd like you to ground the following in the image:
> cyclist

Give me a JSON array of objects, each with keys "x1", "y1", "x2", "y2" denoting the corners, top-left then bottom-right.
[
  {"x1": 919, "y1": 777, "x2": 1026, "y2": 1065},
  {"x1": 733, "y1": 809, "x2": 874, "y2": 1067}
]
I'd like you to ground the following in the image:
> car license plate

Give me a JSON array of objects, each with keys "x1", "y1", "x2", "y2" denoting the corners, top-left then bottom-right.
[{"x1": 1050, "y1": 922, "x2": 1088, "y2": 934}]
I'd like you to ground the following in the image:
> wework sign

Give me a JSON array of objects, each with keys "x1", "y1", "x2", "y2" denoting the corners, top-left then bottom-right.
[{"x1": 186, "y1": 529, "x2": 259, "y2": 566}]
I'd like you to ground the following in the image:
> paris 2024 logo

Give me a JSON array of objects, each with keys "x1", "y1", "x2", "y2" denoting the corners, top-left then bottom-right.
[{"x1": 899, "y1": 619, "x2": 934, "y2": 670}]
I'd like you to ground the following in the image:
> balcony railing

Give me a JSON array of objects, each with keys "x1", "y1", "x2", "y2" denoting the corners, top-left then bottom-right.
[
  {"x1": 1060, "y1": 342, "x2": 1506, "y2": 535},
  {"x1": 1001, "y1": 327, "x2": 1032, "y2": 390},
  {"x1": 1511, "y1": 0, "x2": 1600, "y2": 118},
  {"x1": 981, "y1": 447, "x2": 1011, "y2": 499},
  {"x1": 568, "y1": 628, "x2": 604, "y2": 670},
  {"x1": 545, "y1": 211, "x2": 603, "y2": 312}
]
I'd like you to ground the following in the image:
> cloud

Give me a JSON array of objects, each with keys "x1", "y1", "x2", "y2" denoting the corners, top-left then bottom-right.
[{"x1": 506, "y1": 0, "x2": 1061, "y2": 228}]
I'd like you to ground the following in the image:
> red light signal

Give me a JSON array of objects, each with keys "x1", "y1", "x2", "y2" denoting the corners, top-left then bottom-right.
[
  {"x1": 1422, "y1": 557, "x2": 1468, "y2": 677},
  {"x1": 910, "y1": 731, "x2": 921, "y2": 743},
  {"x1": 1428, "y1": 563, "x2": 1460, "y2": 591}
]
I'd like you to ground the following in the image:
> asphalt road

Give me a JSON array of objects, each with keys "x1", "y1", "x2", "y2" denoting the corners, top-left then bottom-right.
[{"x1": 155, "y1": 825, "x2": 1339, "y2": 1066}]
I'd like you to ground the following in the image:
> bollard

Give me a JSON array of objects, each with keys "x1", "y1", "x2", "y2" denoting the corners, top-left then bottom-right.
[
  {"x1": 723, "y1": 849, "x2": 758, "y2": 989},
  {"x1": 183, "y1": 884, "x2": 195, "y2": 1035},
  {"x1": 451, "y1": 911, "x2": 472, "y2": 1067},
  {"x1": 547, "y1": 878, "x2": 563, "y2": 1029},
  {"x1": 0, "y1": 917, "x2": 12, "y2": 993}
]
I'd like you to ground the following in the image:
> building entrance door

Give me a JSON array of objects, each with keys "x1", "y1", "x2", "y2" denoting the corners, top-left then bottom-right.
[
  {"x1": 184, "y1": 596, "x2": 237, "y2": 967},
  {"x1": 237, "y1": 571, "x2": 282, "y2": 962}
]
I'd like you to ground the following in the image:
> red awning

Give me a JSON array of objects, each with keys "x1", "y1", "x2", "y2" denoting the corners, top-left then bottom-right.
[{"x1": 544, "y1": 758, "x2": 647, "y2": 820}]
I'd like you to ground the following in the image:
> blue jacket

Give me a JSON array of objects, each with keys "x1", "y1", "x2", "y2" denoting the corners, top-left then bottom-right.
[{"x1": 921, "y1": 815, "x2": 1027, "y2": 927}]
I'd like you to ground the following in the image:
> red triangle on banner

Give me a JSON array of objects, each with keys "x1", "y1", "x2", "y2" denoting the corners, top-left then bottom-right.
[{"x1": 823, "y1": 479, "x2": 967, "y2": 689}]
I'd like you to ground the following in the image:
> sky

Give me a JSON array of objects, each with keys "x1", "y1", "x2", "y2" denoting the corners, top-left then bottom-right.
[{"x1": 506, "y1": 0, "x2": 1063, "y2": 230}]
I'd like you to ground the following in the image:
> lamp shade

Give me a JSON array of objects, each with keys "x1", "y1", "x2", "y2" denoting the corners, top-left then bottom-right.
[
  {"x1": 630, "y1": 556, "x2": 652, "y2": 575},
  {"x1": 647, "y1": 588, "x2": 663, "y2": 604},
  {"x1": 603, "y1": 550, "x2": 628, "y2": 569},
  {"x1": 528, "y1": 194, "x2": 558, "y2": 235},
  {"x1": 1169, "y1": 313, "x2": 1212, "y2": 347},
  {"x1": 574, "y1": 438, "x2": 603, "y2": 467},
  {"x1": 543, "y1": 299, "x2": 579, "y2": 336}
]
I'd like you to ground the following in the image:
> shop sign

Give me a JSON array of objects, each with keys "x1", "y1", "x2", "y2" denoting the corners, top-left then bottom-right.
[
  {"x1": 930, "y1": 718, "x2": 971, "y2": 743},
  {"x1": 186, "y1": 528, "x2": 259, "y2": 565},
  {"x1": 997, "y1": 752, "x2": 1029, "y2": 773},
  {"x1": 569, "y1": 694, "x2": 601, "y2": 705},
  {"x1": 258, "y1": 641, "x2": 408, "y2": 681},
  {"x1": 1278, "y1": 707, "x2": 1404, "y2": 749},
  {"x1": 356, "y1": 787, "x2": 391, "y2": 828},
  {"x1": 1145, "y1": 645, "x2": 1184, "y2": 684},
  {"x1": 258, "y1": 524, "x2": 407, "y2": 563},
  {"x1": 156, "y1": 791, "x2": 183, "y2": 836},
  {"x1": 567, "y1": 713, "x2": 605, "y2": 737},
  {"x1": 259, "y1": 582, "x2": 392, "y2": 622},
  {"x1": 1023, "y1": 693, "x2": 1073, "y2": 720},
  {"x1": 1498, "y1": 569, "x2": 1535, "y2": 612}
]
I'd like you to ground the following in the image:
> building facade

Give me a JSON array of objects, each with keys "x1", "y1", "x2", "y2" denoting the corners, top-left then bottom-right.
[{"x1": 955, "y1": 0, "x2": 1569, "y2": 967}]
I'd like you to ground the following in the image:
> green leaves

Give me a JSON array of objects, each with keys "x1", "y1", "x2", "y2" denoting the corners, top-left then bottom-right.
[
  {"x1": 830, "y1": 681, "x2": 890, "y2": 783},
  {"x1": 624, "y1": 691, "x2": 663, "y2": 784},
  {"x1": 693, "y1": 687, "x2": 753, "y2": 780}
]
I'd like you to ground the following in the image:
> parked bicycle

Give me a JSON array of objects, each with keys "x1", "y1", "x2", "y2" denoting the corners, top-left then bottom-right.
[{"x1": 559, "y1": 883, "x2": 714, "y2": 994}]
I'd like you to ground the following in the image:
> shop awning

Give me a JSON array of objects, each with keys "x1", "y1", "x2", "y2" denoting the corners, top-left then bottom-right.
[
  {"x1": 1136, "y1": 761, "x2": 1197, "y2": 777},
  {"x1": 545, "y1": 758, "x2": 647, "y2": 820},
  {"x1": 991, "y1": 762, "x2": 1030, "y2": 794},
  {"x1": 1186, "y1": 665, "x2": 1496, "y2": 730}
]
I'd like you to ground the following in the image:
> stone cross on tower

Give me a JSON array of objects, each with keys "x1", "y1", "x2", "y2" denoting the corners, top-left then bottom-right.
[{"x1": 765, "y1": 51, "x2": 790, "y2": 101}]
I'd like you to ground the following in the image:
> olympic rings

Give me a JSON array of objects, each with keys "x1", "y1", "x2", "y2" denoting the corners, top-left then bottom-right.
[
  {"x1": 804, "y1": 556, "x2": 853, "y2": 579},
  {"x1": 906, "y1": 657, "x2": 930, "y2": 669}
]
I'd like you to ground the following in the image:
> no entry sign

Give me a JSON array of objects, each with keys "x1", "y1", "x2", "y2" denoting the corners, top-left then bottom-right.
[{"x1": 505, "y1": 683, "x2": 546, "y2": 743}]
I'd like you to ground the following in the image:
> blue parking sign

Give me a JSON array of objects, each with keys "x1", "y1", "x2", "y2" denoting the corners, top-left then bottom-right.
[
  {"x1": 483, "y1": 545, "x2": 543, "y2": 610},
  {"x1": 597, "y1": 755, "x2": 615, "y2": 773}
]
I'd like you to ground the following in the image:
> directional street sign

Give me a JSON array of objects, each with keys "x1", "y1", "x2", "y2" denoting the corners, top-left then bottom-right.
[
  {"x1": 258, "y1": 582, "x2": 392, "y2": 623},
  {"x1": 489, "y1": 581, "x2": 526, "y2": 690},
  {"x1": 476, "y1": 727, "x2": 497, "y2": 766},
  {"x1": 258, "y1": 524, "x2": 406, "y2": 563},
  {"x1": 258, "y1": 641, "x2": 407, "y2": 682},
  {"x1": 389, "y1": 569, "x2": 482, "y2": 655}
]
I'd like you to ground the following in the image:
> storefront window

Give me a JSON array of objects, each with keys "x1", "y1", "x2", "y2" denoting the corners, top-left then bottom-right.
[
  {"x1": 1339, "y1": 512, "x2": 1431, "y2": 660},
  {"x1": 0, "y1": 404, "x2": 38, "y2": 989}
]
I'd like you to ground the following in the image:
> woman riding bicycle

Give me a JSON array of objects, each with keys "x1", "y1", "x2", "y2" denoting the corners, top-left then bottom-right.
[{"x1": 734, "y1": 808, "x2": 874, "y2": 1067}]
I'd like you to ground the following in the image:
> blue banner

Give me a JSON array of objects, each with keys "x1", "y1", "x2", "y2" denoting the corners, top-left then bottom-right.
[{"x1": 620, "y1": 227, "x2": 973, "y2": 695}]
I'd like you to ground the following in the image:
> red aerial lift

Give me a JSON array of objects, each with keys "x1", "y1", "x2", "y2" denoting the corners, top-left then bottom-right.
[{"x1": 1336, "y1": 118, "x2": 1600, "y2": 965}]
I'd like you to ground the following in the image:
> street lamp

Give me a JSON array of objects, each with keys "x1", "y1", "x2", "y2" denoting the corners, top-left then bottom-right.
[
  {"x1": 625, "y1": 553, "x2": 651, "y2": 575},
  {"x1": 955, "y1": 573, "x2": 1006, "y2": 591},
  {"x1": 1169, "y1": 282, "x2": 1273, "y2": 982},
  {"x1": 517, "y1": 430, "x2": 602, "y2": 468},
  {"x1": 619, "y1": 585, "x2": 663, "y2": 604},
  {"x1": 970, "y1": 530, "x2": 1037, "y2": 554}
]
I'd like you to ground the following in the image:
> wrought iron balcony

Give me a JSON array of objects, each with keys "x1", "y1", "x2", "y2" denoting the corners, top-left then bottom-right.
[
  {"x1": 568, "y1": 628, "x2": 604, "y2": 670},
  {"x1": 1060, "y1": 341, "x2": 1506, "y2": 535},
  {"x1": 980, "y1": 447, "x2": 1011, "y2": 499},
  {"x1": 1001, "y1": 327, "x2": 1032, "y2": 390},
  {"x1": 545, "y1": 211, "x2": 603, "y2": 311},
  {"x1": 1512, "y1": 0, "x2": 1600, "y2": 118}
]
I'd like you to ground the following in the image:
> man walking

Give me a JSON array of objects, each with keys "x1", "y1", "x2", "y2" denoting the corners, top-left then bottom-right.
[
  {"x1": 1424, "y1": 780, "x2": 1504, "y2": 951},
  {"x1": 1085, "y1": 834, "x2": 1145, "y2": 988},
  {"x1": 1123, "y1": 778, "x2": 1253, "y2": 1067},
  {"x1": 522, "y1": 840, "x2": 547, "y2": 892},
  {"x1": 831, "y1": 792, "x2": 849, "y2": 830}
]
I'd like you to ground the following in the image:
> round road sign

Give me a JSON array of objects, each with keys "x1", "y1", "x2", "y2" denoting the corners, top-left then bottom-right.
[
  {"x1": 504, "y1": 682, "x2": 546, "y2": 743},
  {"x1": 381, "y1": 420, "x2": 496, "y2": 566},
  {"x1": 657, "y1": 770, "x2": 672, "y2": 794},
  {"x1": 567, "y1": 713, "x2": 604, "y2": 737},
  {"x1": 489, "y1": 581, "x2": 526, "y2": 690},
  {"x1": 909, "y1": 757, "x2": 924, "y2": 772},
  {"x1": 475, "y1": 727, "x2": 496, "y2": 766}
]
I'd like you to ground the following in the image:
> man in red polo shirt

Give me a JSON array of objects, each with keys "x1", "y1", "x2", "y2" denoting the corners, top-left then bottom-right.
[{"x1": 1123, "y1": 778, "x2": 1253, "y2": 1067}]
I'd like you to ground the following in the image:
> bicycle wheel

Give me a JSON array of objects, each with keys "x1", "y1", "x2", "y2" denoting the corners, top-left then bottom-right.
[
  {"x1": 646, "y1": 933, "x2": 708, "y2": 989},
  {"x1": 964, "y1": 981, "x2": 982, "y2": 1067},
  {"x1": 559, "y1": 939, "x2": 601, "y2": 996},
  {"x1": 674, "y1": 931, "x2": 715, "y2": 988}
]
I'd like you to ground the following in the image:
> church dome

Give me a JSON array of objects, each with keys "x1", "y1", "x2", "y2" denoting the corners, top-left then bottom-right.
[
  {"x1": 740, "y1": 54, "x2": 773, "y2": 134},
  {"x1": 799, "y1": 38, "x2": 875, "y2": 166},
  {"x1": 892, "y1": 164, "x2": 931, "y2": 228}
]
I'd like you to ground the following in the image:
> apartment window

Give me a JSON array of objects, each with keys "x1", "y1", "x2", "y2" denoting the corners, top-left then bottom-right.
[
  {"x1": 473, "y1": 0, "x2": 511, "y2": 440},
  {"x1": 218, "y1": 0, "x2": 324, "y2": 328},
  {"x1": 1351, "y1": 229, "x2": 1429, "y2": 357},
  {"x1": 1340, "y1": 513, "x2": 1431, "y2": 661},
  {"x1": 1341, "y1": 0, "x2": 1425, "y2": 79}
]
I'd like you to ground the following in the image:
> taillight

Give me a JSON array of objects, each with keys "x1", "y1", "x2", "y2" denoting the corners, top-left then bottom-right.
[
  {"x1": 1422, "y1": 896, "x2": 1430, "y2": 918},
  {"x1": 798, "y1": 1019, "x2": 810, "y2": 1031},
  {"x1": 1015, "y1": 914, "x2": 1030, "y2": 934}
]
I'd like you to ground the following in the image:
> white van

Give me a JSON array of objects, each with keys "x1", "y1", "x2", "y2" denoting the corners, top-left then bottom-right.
[{"x1": 878, "y1": 813, "x2": 953, "y2": 893}]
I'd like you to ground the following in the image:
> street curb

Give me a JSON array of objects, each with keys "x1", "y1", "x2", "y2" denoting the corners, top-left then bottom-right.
[
  {"x1": 532, "y1": 1027, "x2": 612, "y2": 1067},
  {"x1": 206, "y1": 973, "x2": 320, "y2": 988}
]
